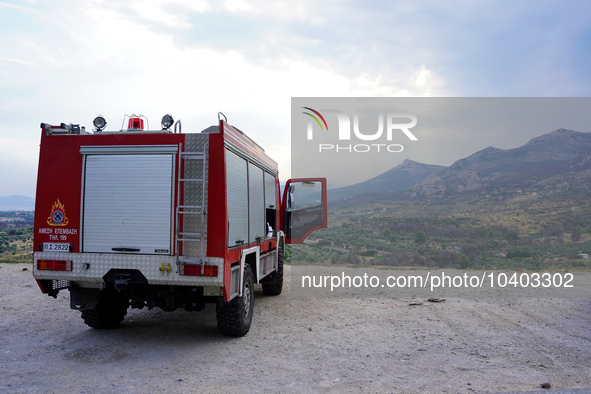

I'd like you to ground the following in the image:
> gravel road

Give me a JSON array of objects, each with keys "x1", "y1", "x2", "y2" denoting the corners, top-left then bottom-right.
[{"x1": 1, "y1": 262, "x2": 590, "y2": 393}]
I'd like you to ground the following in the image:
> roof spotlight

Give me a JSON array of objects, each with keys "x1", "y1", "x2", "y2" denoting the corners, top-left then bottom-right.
[
  {"x1": 93, "y1": 115, "x2": 107, "y2": 132},
  {"x1": 161, "y1": 114, "x2": 174, "y2": 130}
]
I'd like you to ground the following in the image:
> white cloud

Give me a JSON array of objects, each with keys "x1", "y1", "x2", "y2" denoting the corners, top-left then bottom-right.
[
  {"x1": 0, "y1": 1, "x2": 365, "y2": 196},
  {"x1": 0, "y1": 0, "x2": 590, "y2": 196},
  {"x1": 4, "y1": 57, "x2": 37, "y2": 66},
  {"x1": 0, "y1": 1, "x2": 32, "y2": 11},
  {"x1": 223, "y1": 0, "x2": 252, "y2": 13}
]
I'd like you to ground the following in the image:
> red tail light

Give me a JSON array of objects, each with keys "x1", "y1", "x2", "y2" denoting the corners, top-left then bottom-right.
[
  {"x1": 179, "y1": 264, "x2": 218, "y2": 277},
  {"x1": 37, "y1": 260, "x2": 72, "y2": 271}
]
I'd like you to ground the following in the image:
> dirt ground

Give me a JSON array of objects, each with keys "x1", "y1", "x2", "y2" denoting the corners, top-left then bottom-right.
[{"x1": 1, "y1": 262, "x2": 590, "y2": 393}]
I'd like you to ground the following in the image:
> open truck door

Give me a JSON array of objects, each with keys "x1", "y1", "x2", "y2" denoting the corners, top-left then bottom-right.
[{"x1": 281, "y1": 178, "x2": 327, "y2": 244}]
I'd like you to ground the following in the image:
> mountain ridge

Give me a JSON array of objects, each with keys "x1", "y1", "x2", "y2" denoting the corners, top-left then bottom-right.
[
  {"x1": 412, "y1": 128, "x2": 591, "y2": 199},
  {"x1": 329, "y1": 128, "x2": 591, "y2": 203},
  {"x1": 0, "y1": 195, "x2": 35, "y2": 211},
  {"x1": 328, "y1": 159, "x2": 445, "y2": 201}
]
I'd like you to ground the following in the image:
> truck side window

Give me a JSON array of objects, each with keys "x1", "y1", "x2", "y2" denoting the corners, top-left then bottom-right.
[{"x1": 288, "y1": 181, "x2": 322, "y2": 210}]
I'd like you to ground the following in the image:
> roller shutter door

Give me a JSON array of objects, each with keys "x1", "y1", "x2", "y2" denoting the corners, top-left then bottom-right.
[
  {"x1": 226, "y1": 150, "x2": 248, "y2": 247},
  {"x1": 248, "y1": 162, "x2": 265, "y2": 243},
  {"x1": 82, "y1": 154, "x2": 174, "y2": 254}
]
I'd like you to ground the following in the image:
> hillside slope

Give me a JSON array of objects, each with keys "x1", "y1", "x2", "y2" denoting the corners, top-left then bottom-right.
[
  {"x1": 329, "y1": 159, "x2": 445, "y2": 201},
  {"x1": 411, "y1": 129, "x2": 591, "y2": 199}
]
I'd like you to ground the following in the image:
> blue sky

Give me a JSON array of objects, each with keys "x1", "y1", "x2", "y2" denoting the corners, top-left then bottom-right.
[{"x1": 1, "y1": 0, "x2": 590, "y2": 196}]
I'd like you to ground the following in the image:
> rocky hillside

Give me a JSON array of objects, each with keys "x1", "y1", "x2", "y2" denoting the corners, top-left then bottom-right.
[
  {"x1": 411, "y1": 129, "x2": 591, "y2": 199},
  {"x1": 329, "y1": 159, "x2": 445, "y2": 201}
]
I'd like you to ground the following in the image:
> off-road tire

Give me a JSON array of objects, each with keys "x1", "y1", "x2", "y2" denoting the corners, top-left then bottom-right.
[
  {"x1": 81, "y1": 291, "x2": 128, "y2": 329},
  {"x1": 216, "y1": 264, "x2": 254, "y2": 337},
  {"x1": 262, "y1": 246, "x2": 284, "y2": 296}
]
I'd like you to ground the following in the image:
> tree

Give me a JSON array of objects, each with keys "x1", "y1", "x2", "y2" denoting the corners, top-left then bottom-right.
[
  {"x1": 460, "y1": 253, "x2": 470, "y2": 269},
  {"x1": 414, "y1": 230, "x2": 427, "y2": 244},
  {"x1": 572, "y1": 226, "x2": 582, "y2": 242}
]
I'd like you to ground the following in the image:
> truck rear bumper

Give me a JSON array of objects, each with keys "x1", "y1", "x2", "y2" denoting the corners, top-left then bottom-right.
[{"x1": 33, "y1": 252, "x2": 224, "y2": 287}]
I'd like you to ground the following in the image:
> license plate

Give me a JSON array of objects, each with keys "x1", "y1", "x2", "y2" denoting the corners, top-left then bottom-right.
[{"x1": 43, "y1": 242, "x2": 71, "y2": 252}]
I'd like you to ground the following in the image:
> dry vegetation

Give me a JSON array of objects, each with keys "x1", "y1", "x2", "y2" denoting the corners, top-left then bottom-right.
[{"x1": 299, "y1": 196, "x2": 591, "y2": 270}]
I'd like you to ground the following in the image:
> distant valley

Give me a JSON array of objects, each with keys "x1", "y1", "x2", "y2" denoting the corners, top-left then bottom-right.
[{"x1": 301, "y1": 128, "x2": 591, "y2": 270}]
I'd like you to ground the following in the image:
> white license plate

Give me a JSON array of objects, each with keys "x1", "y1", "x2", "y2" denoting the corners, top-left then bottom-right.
[{"x1": 43, "y1": 242, "x2": 71, "y2": 252}]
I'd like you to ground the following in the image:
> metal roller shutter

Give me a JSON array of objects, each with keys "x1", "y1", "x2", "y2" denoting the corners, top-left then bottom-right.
[
  {"x1": 264, "y1": 172, "x2": 276, "y2": 209},
  {"x1": 248, "y1": 162, "x2": 265, "y2": 243},
  {"x1": 226, "y1": 150, "x2": 248, "y2": 247},
  {"x1": 82, "y1": 154, "x2": 174, "y2": 254}
]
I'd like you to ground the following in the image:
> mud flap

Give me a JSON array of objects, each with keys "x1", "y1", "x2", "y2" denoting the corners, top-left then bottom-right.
[{"x1": 70, "y1": 287, "x2": 101, "y2": 311}]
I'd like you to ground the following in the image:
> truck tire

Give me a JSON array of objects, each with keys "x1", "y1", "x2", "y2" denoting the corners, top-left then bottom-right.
[
  {"x1": 216, "y1": 264, "x2": 254, "y2": 337},
  {"x1": 262, "y1": 246, "x2": 284, "y2": 296},
  {"x1": 81, "y1": 291, "x2": 128, "y2": 329}
]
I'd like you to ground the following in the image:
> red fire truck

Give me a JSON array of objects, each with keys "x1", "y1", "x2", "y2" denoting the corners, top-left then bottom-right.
[{"x1": 32, "y1": 113, "x2": 327, "y2": 336}]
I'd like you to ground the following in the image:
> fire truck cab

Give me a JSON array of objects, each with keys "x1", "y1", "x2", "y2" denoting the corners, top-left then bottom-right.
[{"x1": 32, "y1": 113, "x2": 327, "y2": 336}]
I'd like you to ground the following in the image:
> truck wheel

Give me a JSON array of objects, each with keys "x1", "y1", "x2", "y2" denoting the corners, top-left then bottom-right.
[
  {"x1": 81, "y1": 291, "x2": 128, "y2": 329},
  {"x1": 262, "y1": 246, "x2": 284, "y2": 296},
  {"x1": 216, "y1": 264, "x2": 254, "y2": 337}
]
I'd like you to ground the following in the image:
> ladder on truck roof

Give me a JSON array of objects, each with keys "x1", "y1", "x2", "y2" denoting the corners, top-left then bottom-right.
[{"x1": 175, "y1": 140, "x2": 207, "y2": 267}]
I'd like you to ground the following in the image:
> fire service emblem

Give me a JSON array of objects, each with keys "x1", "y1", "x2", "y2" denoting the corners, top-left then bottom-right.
[{"x1": 47, "y1": 199, "x2": 69, "y2": 226}]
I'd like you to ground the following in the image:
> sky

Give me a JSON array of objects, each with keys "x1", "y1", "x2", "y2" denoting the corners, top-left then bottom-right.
[{"x1": 1, "y1": 0, "x2": 591, "y2": 196}]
